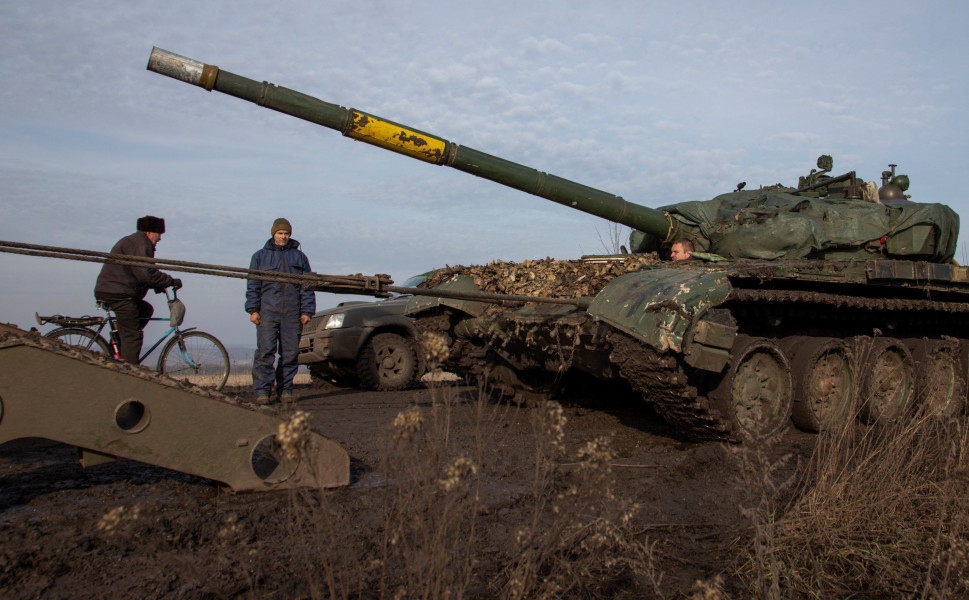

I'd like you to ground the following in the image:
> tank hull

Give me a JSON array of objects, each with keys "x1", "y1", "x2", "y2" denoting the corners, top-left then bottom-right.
[{"x1": 409, "y1": 257, "x2": 969, "y2": 440}]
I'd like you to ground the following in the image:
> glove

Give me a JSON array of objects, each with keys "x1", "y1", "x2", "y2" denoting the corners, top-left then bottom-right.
[{"x1": 171, "y1": 278, "x2": 183, "y2": 291}]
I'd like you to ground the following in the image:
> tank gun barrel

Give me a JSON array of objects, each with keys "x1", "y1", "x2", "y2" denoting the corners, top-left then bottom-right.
[{"x1": 147, "y1": 47, "x2": 675, "y2": 243}]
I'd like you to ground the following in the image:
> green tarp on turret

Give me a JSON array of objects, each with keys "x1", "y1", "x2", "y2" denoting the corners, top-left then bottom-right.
[{"x1": 662, "y1": 189, "x2": 959, "y2": 263}]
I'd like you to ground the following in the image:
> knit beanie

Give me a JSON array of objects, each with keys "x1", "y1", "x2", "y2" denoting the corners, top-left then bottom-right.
[
  {"x1": 271, "y1": 218, "x2": 292, "y2": 235},
  {"x1": 136, "y1": 215, "x2": 166, "y2": 234}
]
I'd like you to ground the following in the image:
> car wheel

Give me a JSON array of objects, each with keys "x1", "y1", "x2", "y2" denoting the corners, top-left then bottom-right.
[{"x1": 357, "y1": 332, "x2": 418, "y2": 391}]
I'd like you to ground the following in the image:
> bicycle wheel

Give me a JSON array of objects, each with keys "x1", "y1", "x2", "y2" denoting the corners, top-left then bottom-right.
[
  {"x1": 158, "y1": 331, "x2": 230, "y2": 390},
  {"x1": 46, "y1": 327, "x2": 111, "y2": 354}
]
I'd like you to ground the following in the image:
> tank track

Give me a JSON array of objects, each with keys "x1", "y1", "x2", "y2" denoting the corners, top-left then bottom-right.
[
  {"x1": 728, "y1": 288, "x2": 969, "y2": 314},
  {"x1": 606, "y1": 331, "x2": 733, "y2": 442},
  {"x1": 0, "y1": 325, "x2": 241, "y2": 405},
  {"x1": 608, "y1": 286, "x2": 969, "y2": 442},
  {"x1": 725, "y1": 287, "x2": 969, "y2": 340}
]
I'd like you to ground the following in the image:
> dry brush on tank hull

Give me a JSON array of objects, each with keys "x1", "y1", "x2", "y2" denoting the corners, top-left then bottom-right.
[{"x1": 148, "y1": 47, "x2": 969, "y2": 442}]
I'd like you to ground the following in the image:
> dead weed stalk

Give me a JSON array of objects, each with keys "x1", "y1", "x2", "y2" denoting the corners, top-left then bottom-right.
[
  {"x1": 497, "y1": 401, "x2": 663, "y2": 599},
  {"x1": 742, "y1": 403, "x2": 969, "y2": 598},
  {"x1": 281, "y1": 379, "x2": 664, "y2": 599}
]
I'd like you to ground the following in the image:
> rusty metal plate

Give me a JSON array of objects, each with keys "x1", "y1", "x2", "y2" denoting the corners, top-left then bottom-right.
[{"x1": 0, "y1": 335, "x2": 349, "y2": 491}]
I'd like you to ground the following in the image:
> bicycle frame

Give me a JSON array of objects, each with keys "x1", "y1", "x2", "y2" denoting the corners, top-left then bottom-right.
[
  {"x1": 81, "y1": 291, "x2": 200, "y2": 367},
  {"x1": 138, "y1": 320, "x2": 199, "y2": 366}
]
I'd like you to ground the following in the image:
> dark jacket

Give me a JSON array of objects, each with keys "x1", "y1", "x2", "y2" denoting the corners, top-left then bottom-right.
[
  {"x1": 94, "y1": 231, "x2": 175, "y2": 299},
  {"x1": 245, "y1": 238, "x2": 316, "y2": 317}
]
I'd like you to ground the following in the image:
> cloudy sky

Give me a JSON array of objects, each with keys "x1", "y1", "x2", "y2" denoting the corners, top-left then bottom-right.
[{"x1": 2, "y1": 1, "x2": 967, "y2": 346}]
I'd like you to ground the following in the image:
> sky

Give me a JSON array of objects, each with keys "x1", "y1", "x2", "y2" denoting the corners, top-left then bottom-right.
[{"x1": 1, "y1": 0, "x2": 968, "y2": 347}]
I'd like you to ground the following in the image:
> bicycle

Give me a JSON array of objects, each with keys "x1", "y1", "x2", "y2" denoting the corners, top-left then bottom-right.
[{"x1": 35, "y1": 288, "x2": 230, "y2": 391}]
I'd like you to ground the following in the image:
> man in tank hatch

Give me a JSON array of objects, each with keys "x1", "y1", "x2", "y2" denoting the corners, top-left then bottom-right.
[{"x1": 670, "y1": 238, "x2": 694, "y2": 261}]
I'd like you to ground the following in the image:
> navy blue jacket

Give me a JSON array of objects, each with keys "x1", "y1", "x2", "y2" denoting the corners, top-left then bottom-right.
[{"x1": 245, "y1": 238, "x2": 316, "y2": 317}]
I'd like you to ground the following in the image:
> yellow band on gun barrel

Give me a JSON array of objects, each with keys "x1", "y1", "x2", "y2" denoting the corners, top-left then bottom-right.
[{"x1": 346, "y1": 110, "x2": 447, "y2": 164}]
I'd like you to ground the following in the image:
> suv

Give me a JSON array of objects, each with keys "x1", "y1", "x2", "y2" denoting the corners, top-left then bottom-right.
[{"x1": 297, "y1": 274, "x2": 428, "y2": 390}]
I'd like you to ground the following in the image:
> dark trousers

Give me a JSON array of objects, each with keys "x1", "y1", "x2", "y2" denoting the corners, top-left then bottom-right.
[
  {"x1": 253, "y1": 314, "x2": 302, "y2": 395},
  {"x1": 97, "y1": 295, "x2": 153, "y2": 364}
]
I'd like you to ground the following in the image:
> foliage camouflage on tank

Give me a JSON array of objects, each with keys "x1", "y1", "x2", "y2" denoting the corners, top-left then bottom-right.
[{"x1": 421, "y1": 255, "x2": 665, "y2": 298}]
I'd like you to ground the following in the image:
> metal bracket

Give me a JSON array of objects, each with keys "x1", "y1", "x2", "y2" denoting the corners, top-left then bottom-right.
[{"x1": 0, "y1": 329, "x2": 349, "y2": 491}]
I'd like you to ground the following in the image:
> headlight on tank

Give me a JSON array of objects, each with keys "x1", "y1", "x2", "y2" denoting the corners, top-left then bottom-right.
[{"x1": 324, "y1": 313, "x2": 346, "y2": 329}]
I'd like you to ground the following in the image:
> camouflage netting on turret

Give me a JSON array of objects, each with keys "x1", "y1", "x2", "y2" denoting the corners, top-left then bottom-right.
[
  {"x1": 421, "y1": 254, "x2": 663, "y2": 298},
  {"x1": 664, "y1": 190, "x2": 959, "y2": 263}
]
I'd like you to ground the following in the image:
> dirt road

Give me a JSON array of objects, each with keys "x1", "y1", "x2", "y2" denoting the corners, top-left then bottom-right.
[{"x1": 0, "y1": 381, "x2": 815, "y2": 598}]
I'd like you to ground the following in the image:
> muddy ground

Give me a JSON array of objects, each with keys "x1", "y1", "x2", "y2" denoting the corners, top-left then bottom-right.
[{"x1": 0, "y1": 379, "x2": 816, "y2": 599}]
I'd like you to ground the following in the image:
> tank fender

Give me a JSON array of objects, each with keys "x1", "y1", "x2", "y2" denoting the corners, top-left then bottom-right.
[
  {"x1": 588, "y1": 269, "x2": 733, "y2": 356},
  {"x1": 681, "y1": 308, "x2": 737, "y2": 372},
  {"x1": 405, "y1": 273, "x2": 492, "y2": 317}
]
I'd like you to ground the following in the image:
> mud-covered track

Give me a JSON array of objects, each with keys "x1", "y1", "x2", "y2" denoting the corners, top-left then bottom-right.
[
  {"x1": 607, "y1": 332, "x2": 733, "y2": 442},
  {"x1": 728, "y1": 288, "x2": 969, "y2": 314}
]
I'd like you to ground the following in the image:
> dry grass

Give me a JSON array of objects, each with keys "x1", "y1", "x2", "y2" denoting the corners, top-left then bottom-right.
[
  {"x1": 740, "y1": 403, "x2": 969, "y2": 599},
  {"x1": 278, "y1": 379, "x2": 663, "y2": 600},
  {"x1": 496, "y1": 402, "x2": 662, "y2": 599},
  {"x1": 258, "y1": 339, "x2": 969, "y2": 600},
  {"x1": 275, "y1": 383, "x2": 969, "y2": 599}
]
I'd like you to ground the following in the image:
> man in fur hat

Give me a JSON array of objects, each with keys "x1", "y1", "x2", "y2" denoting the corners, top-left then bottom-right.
[{"x1": 94, "y1": 215, "x2": 181, "y2": 363}]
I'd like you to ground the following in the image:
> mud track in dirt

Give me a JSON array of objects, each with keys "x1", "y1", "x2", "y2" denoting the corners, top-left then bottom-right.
[{"x1": 0, "y1": 382, "x2": 816, "y2": 598}]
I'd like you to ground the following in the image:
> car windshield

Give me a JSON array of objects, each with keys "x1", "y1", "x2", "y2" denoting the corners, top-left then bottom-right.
[
  {"x1": 400, "y1": 272, "x2": 429, "y2": 288},
  {"x1": 385, "y1": 272, "x2": 431, "y2": 298}
]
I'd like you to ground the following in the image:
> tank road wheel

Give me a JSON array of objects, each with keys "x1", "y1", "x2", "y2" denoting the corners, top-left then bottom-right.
[
  {"x1": 357, "y1": 332, "x2": 417, "y2": 391},
  {"x1": 712, "y1": 336, "x2": 793, "y2": 439},
  {"x1": 782, "y1": 337, "x2": 855, "y2": 433},
  {"x1": 909, "y1": 339, "x2": 966, "y2": 418},
  {"x1": 45, "y1": 328, "x2": 112, "y2": 354},
  {"x1": 858, "y1": 338, "x2": 914, "y2": 424}
]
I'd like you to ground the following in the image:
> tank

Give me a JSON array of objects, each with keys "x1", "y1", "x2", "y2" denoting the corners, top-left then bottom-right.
[{"x1": 148, "y1": 47, "x2": 969, "y2": 441}]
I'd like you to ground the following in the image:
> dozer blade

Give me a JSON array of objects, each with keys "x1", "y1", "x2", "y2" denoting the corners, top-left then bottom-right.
[{"x1": 0, "y1": 326, "x2": 349, "y2": 491}]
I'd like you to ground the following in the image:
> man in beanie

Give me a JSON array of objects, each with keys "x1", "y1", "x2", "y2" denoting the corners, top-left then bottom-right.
[
  {"x1": 94, "y1": 215, "x2": 182, "y2": 364},
  {"x1": 245, "y1": 218, "x2": 316, "y2": 404}
]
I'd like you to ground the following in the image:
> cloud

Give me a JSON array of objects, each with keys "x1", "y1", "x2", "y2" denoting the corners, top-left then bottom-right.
[
  {"x1": 520, "y1": 36, "x2": 571, "y2": 56},
  {"x1": 775, "y1": 132, "x2": 824, "y2": 144},
  {"x1": 573, "y1": 33, "x2": 620, "y2": 51},
  {"x1": 812, "y1": 100, "x2": 851, "y2": 115}
]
